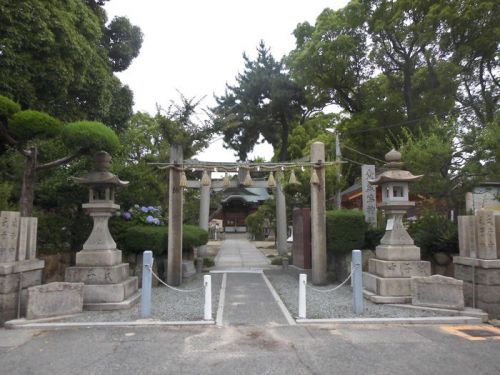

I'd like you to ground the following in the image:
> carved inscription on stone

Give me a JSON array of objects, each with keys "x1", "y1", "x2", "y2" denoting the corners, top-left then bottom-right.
[
  {"x1": 362, "y1": 165, "x2": 377, "y2": 228},
  {"x1": 0, "y1": 211, "x2": 20, "y2": 263},
  {"x1": 476, "y1": 210, "x2": 497, "y2": 259}
]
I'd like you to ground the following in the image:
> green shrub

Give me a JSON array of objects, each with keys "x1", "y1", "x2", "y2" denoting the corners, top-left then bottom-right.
[
  {"x1": 407, "y1": 211, "x2": 458, "y2": 256},
  {"x1": 117, "y1": 223, "x2": 208, "y2": 256},
  {"x1": 9, "y1": 110, "x2": 62, "y2": 142},
  {"x1": 271, "y1": 255, "x2": 292, "y2": 265},
  {"x1": 364, "y1": 227, "x2": 385, "y2": 250},
  {"x1": 183, "y1": 224, "x2": 209, "y2": 250},
  {"x1": 0, "y1": 95, "x2": 21, "y2": 119},
  {"x1": 121, "y1": 225, "x2": 166, "y2": 256},
  {"x1": 0, "y1": 182, "x2": 14, "y2": 211},
  {"x1": 203, "y1": 257, "x2": 215, "y2": 268},
  {"x1": 326, "y1": 209, "x2": 367, "y2": 253},
  {"x1": 62, "y1": 121, "x2": 120, "y2": 153}
]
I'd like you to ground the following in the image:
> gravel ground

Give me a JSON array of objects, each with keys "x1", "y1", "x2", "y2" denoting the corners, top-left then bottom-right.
[
  {"x1": 64, "y1": 273, "x2": 222, "y2": 322},
  {"x1": 265, "y1": 270, "x2": 454, "y2": 319}
]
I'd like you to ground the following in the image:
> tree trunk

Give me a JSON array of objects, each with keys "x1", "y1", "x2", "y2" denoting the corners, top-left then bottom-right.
[
  {"x1": 279, "y1": 118, "x2": 289, "y2": 162},
  {"x1": 19, "y1": 146, "x2": 37, "y2": 217}
]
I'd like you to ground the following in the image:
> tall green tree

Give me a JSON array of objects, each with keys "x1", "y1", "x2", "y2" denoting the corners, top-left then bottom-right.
[
  {"x1": 213, "y1": 41, "x2": 307, "y2": 161},
  {"x1": 0, "y1": 0, "x2": 142, "y2": 132},
  {"x1": 0, "y1": 95, "x2": 119, "y2": 216}
]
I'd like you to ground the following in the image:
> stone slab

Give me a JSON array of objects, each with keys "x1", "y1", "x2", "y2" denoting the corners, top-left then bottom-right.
[
  {"x1": 0, "y1": 259, "x2": 45, "y2": 276},
  {"x1": 26, "y1": 282, "x2": 84, "y2": 320},
  {"x1": 497, "y1": 216, "x2": 500, "y2": 259},
  {"x1": 463, "y1": 281, "x2": 500, "y2": 304},
  {"x1": 453, "y1": 256, "x2": 500, "y2": 269},
  {"x1": 83, "y1": 276, "x2": 138, "y2": 303},
  {"x1": 362, "y1": 165, "x2": 377, "y2": 228},
  {"x1": 475, "y1": 300, "x2": 500, "y2": 319},
  {"x1": 458, "y1": 216, "x2": 477, "y2": 258},
  {"x1": 65, "y1": 263, "x2": 130, "y2": 285},
  {"x1": 411, "y1": 275, "x2": 464, "y2": 310},
  {"x1": 375, "y1": 245, "x2": 421, "y2": 261},
  {"x1": 368, "y1": 258, "x2": 431, "y2": 278},
  {"x1": 84, "y1": 291, "x2": 141, "y2": 311},
  {"x1": 27, "y1": 217, "x2": 38, "y2": 260},
  {"x1": 0, "y1": 289, "x2": 27, "y2": 311},
  {"x1": 17, "y1": 217, "x2": 29, "y2": 261},
  {"x1": 476, "y1": 209, "x2": 497, "y2": 259},
  {"x1": 0, "y1": 211, "x2": 20, "y2": 263},
  {"x1": 363, "y1": 290, "x2": 412, "y2": 304},
  {"x1": 0, "y1": 269, "x2": 42, "y2": 294},
  {"x1": 363, "y1": 272, "x2": 411, "y2": 296},
  {"x1": 454, "y1": 263, "x2": 500, "y2": 285},
  {"x1": 76, "y1": 249, "x2": 122, "y2": 266}
]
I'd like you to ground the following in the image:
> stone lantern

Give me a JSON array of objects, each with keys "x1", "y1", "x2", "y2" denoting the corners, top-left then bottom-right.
[
  {"x1": 65, "y1": 151, "x2": 140, "y2": 310},
  {"x1": 363, "y1": 149, "x2": 431, "y2": 303}
]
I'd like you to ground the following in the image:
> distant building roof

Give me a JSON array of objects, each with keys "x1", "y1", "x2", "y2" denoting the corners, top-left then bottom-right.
[{"x1": 218, "y1": 186, "x2": 270, "y2": 204}]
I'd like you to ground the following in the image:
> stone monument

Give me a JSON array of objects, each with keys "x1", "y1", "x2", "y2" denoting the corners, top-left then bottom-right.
[
  {"x1": 454, "y1": 209, "x2": 500, "y2": 318},
  {"x1": 0, "y1": 211, "x2": 44, "y2": 323},
  {"x1": 65, "y1": 151, "x2": 140, "y2": 310},
  {"x1": 363, "y1": 149, "x2": 431, "y2": 303}
]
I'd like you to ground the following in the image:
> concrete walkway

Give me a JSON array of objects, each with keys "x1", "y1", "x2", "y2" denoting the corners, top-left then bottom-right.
[
  {"x1": 213, "y1": 234, "x2": 271, "y2": 271},
  {"x1": 212, "y1": 235, "x2": 292, "y2": 326}
]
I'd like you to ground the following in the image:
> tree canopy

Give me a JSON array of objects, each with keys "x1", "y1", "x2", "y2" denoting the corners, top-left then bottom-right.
[{"x1": 0, "y1": 0, "x2": 142, "y2": 131}]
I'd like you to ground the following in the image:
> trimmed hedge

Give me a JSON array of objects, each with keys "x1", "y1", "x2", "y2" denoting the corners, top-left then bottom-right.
[
  {"x1": 119, "y1": 224, "x2": 208, "y2": 256},
  {"x1": 326, "y1": 209, "x2": 367, "y2": 253}
]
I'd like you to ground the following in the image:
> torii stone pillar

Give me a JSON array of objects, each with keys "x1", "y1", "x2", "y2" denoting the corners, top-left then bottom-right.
[
  {"x1": 276, "y1": 174, "x2": 288, "y2": 255},
  {"x1": 167, "y1": 144, "x2": 183, "y2": 286},
  {"x1": 310, "y1": 142, "x2": 327, "y2": 285},
  {"x1": 198, "y1": 171, "x2": 210, "y2": 256}
]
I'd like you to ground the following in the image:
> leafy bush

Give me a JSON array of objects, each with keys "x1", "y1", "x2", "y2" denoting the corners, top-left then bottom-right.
[
  {"x1": 117, "y1": 223, "x2": 208, "y2": 256},
  {"x1": 326, "y1": 209, "x2": 367, "y2": 253},
  {"x1": 0, "y1": 95, "x2": 21, "y2": 119},
  {"x1": 62, "y1": 121, "x2": 120, "y2": 153},
  {"x1": 120, "y1": 205, "x2": 164, "y2": 225},
  {"x1": 9, "y1": 110, "x2": 62, "y2": 141},
  {"x1": 0, "y1": 182, "x2": 14, "y2": 211},
  {"x1": 407, "y1": 211, "x2": 458, "y2": 256},
  {"x1": 203, "y1": 257, "x2": 215, "y2": 268},
  {"x1": 271, "y1": 255, "x2": 292, "y2": 265},
  {"x1": 364, "y1": 227, "x2": 385, "y2": 250},
  {"x1": 245, "y1": 199, "x2": 275, "y2": 240},
  {"x1": 183, "y1": 224, "x2": 209, "y2": 250},
  {"x1": 121, "y1": 225, "x2": 166, "y2": 256}
]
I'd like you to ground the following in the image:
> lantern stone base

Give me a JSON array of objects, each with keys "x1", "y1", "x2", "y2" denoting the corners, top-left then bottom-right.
[
  {"x1": 65, "y1": 255, "x2": 139, "y2": 310},
  {"x1": 363, "y1": 246, "x2": 431, "y2": 304},
  {"x1": 75, "y1": 250, "x2": 123, "y2": 267}
]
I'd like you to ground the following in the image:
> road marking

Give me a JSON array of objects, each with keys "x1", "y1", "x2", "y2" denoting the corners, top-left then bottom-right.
[
  {"x1": 441, "y1": 325, "x2": 500, "y2": 341},
  {"x1": 261, "y1": 273, "x2": 296, "y2": 326},
  {"x1": 215, "y1": 272, "x2": 227, "y2": 327}
]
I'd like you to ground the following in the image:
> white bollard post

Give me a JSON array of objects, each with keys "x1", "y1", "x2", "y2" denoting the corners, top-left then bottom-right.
[
  {"x1": 140, "y1": 250, "x2": 153, "y2": 318},
  {"x1": 299, "y1": 273, "x2": 307, "y2": 319},
  {"x1": 204, "y1": 275, "x2": 212, "y2": 320},
  {"x1": 352, "y1": 250, "x2": 364, "y2": 315}
]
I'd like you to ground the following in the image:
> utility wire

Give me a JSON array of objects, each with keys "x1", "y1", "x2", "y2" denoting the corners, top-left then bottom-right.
[{"x1": 341, "y1": 144, "x2": 385, "y2": 164}]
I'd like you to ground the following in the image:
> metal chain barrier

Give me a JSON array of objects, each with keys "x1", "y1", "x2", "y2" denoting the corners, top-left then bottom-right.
[
  {"x1": 306, "y1": 265, "x2": 359, "y2": 293},
  {"x1": 147, "y1": 265, "x2": 205, "y2": 292}
]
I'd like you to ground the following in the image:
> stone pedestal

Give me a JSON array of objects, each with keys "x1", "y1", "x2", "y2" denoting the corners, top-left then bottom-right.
[
  {"x1": 454, "y1": 210, "x2": 500, "y2": 318},
  {"x1": 65, "y1": 203, "x2": 139, "y2": 310},
  {"x1": 0, "y1": 211, "x2": 44, "y2": 324},
  {"x1": 363, "y1": 204, "x2": 431, "y2": 303}
]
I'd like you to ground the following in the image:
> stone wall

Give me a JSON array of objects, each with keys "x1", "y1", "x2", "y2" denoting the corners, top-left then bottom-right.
[{"x1": 454, "y1": 210, "x2": 500, "y2": 318}]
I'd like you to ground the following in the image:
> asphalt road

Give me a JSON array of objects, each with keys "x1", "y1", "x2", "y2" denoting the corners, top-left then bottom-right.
[{"x1": 1, "y1": 324, "x2": 499, "y2": 375}]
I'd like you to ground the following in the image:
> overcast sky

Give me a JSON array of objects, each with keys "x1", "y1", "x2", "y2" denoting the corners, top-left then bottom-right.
[{"x1": 105, "y1": 0, "x2": 349, "y2": 162}]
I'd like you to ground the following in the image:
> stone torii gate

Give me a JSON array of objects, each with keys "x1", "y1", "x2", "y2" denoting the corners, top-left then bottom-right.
[
  {"x1": 185, "y1": 166, "x2": 288, "y2": 257},
  {"x1": 156, "y1": 142, "x2": 331, "y2": 286}
]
